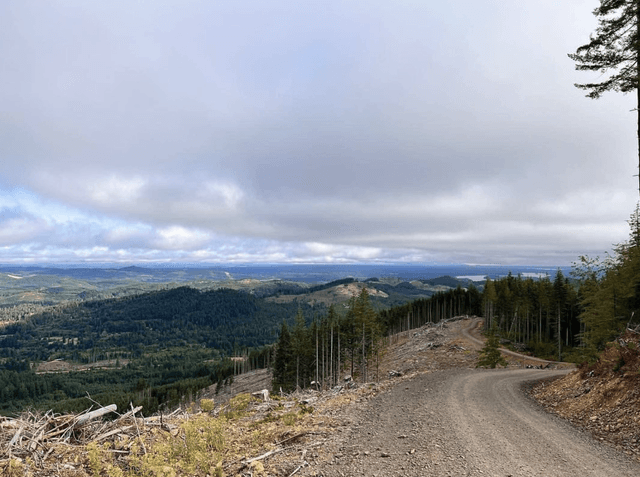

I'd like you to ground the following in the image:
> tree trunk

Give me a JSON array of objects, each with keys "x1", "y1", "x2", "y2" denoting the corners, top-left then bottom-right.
[
  {"x1": 337, "y1": 332, "x2": 341, "y2": 384},
  {"x1": 322, "y1": 325, "x2": 326, "y2": 389},
  {"x1": 539, "y1": 306, "x2": 542, "y2": 344},
  {"x1": 637, "y1": 2, "x2": 640, "y2": 195},
  {"x1": 557, "y1": 305, "x2": 562, "y2": 362},
  {"x1": 362, "y1": 322, "x2": 366, "y2": 383},
  {"x1": 330, "y1": 324, "x2": 333, "y2": 387}
]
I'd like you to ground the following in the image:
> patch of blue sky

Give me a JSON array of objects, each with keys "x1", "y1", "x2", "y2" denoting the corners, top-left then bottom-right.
[{"x1": 0, "y1": 187, "x2": 137, "y2": 230}]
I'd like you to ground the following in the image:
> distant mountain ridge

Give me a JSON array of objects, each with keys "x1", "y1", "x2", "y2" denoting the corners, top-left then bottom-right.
[
  {"x1": 0, "y1": 264, "x2": 568, "y2": 308},
  {"x1": 0, "y1": 263, "x2": 569, "y2": 282}
]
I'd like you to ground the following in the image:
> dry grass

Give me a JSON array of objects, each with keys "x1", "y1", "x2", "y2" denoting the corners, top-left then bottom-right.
[{"x1": 0, "y1": 384, "x2": 380, "y2": 476}]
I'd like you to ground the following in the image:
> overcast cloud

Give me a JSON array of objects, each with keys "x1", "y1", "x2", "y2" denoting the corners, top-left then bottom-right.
[{"x1": 0, "y1": 0, "x2": 637, "y2": 266}]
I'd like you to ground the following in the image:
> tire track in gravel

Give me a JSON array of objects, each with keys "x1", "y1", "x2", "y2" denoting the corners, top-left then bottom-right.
[
  {"x1": 444, "y1": 368, "x2": 640, "y2": 476},
  {"x1": 315, "y1": 368, "x2": 640, "y2": 476}
]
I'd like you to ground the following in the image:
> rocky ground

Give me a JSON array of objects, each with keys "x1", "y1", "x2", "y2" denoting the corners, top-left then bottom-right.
[
  {"x1": 258, "y1": 318, "x2": 640, "y2": 476},
  {"x1": 532, "y1": 329, "x2": 640, "y2": 461}
]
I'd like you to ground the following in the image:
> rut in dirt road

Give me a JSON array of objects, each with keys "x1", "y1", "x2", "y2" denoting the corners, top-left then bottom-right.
[{"x1": 315, "y1": 368, "x2": 640, "y2": 477}]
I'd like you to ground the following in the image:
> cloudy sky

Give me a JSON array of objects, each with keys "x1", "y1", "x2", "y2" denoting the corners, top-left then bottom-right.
[{"x1": 0, "y1": 0, "x2": 637, "y2": 266}]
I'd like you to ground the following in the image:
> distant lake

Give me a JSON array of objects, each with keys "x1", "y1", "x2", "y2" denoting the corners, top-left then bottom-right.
[
  {"x1": 212, "y1": 264, "x2": 570, "y2": 282},
  {"x1": 0, "y1": 263, "x2": 571, "y2": 284}
]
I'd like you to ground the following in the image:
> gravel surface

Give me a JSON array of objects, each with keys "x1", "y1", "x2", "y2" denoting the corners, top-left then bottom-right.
[
  {"x1": 291, "y1": 320, "x2": 640, "y2": 477},
  {"x1": 308, "y1": 368, "x2": 640, "y2": 476}
]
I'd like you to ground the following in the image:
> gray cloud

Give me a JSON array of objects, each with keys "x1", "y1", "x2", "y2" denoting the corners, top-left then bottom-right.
[{"x1": 0, "y1": 0, "x2": 637, "y2": 265}]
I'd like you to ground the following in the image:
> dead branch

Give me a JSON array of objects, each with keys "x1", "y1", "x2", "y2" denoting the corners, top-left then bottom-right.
[
  {"x1": 75, "y1": 404, "x2": 117, "y2": 426},
  {"x1": 119, "y1": 405, "x2": 143, "y2": 421},
  {"x1": 288, "y1": 460, "x2": 309, "y2": 477},
  {"x1": 130, "y1": 403, "x2": 147, "y2": 455},
  {"x1": 240, "y1": 447, "x2": 284, "y2": 466},
  {"x1": 8, "y1": 424, "x2": 24, "y2": 447},
  {"x1": 275, "y1": 432, "x2": 307, "y2": 446},
  {"x1": 94, "y1": 426, "x2": 133, "y2": 443}
]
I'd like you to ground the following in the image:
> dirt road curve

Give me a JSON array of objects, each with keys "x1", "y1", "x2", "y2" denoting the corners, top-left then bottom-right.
[
  {"x1": 315, "y1": 368, "x2": 640, "y2": 476},
  {"x1": 460, "y1": 318, "x2": 564, "y2": 366}
]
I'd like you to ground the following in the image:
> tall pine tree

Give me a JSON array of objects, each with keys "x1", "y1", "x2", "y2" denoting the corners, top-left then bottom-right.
[
  {"x1": 578, "y1": 204, "x2": 640, "y2": 350},
  {"x1": 272, "y1": 321, "x2": 295, "y2": 392},
  {"x1": 569, "y1": 0, "x2": 640, "y2": 193}
]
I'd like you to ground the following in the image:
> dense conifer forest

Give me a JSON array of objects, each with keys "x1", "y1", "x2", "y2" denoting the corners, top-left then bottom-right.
[{"x1": 0, "y1": 287, "x2": 316, "y2": 415}]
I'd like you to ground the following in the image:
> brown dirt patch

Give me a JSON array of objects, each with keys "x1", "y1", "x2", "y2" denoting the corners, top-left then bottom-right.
[
  {"x1": 35, "y1": 359, "x2": 128, "y2": 374},
  {"x1": 267, "y1": 283, "x2": 388, "y2": 305}
]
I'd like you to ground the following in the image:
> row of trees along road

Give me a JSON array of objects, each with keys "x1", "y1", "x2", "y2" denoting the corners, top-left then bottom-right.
[
  {"x1": 482, "y1": 270, "x2": 579, "y2": 362},
  {"x1": 573, "y1": 204, "x2": 640, "y2": 352},
  {"x1": 272, "y1": 205, "x2": 640, "y2": 387},
  {"x1": 272, "y1": 289, "x2": 383, "y2": 393},
  {"x1": 479, "y1": 205, "x2": 640, "y2": 363},
  {"x1": 272, "y1": 284, "x2": 485, "y2": 393}
]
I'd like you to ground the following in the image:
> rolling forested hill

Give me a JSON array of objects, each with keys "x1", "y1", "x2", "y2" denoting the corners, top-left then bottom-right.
[
  {"x1": 0, "y1": 272, "x2": 477, "y2": 415},
  {"x1": 0, "y1": 286, "x2": 322, "y2": 415},
  {"x1": 0, "y1": 287, "x2": 320, "y2": 362}
]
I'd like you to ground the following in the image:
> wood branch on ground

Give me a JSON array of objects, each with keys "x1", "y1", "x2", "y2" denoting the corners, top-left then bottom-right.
[{"x1": 1, "y1": 403, "x2": 144, "y2": 471}]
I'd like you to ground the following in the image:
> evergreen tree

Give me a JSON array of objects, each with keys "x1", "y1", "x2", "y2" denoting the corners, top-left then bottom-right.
[
  {"x1": 578, "y1": 204, "x2": 640, "y2": 350},
  {"x1": 272, "y1": 322, "x2": 295, "y2": 392},
  {"x1": 569, "y1": 0, "x2": 640, "y2": 193},
  {"x1": 291, "y1": 308, "x2": 313, "y2": 389},
  {"x1": 483, "y1": 278, "x2": 497, "y2": 330},
  {"x1": 326, "y1": 304, "x2": 339, "y2": 387},
  {"x1": 476, "y1": 327, "x2": 508, "y2": 369},
  {"x1": 552, "y1": 270, "x2": 568, "y2": 361},
  {"x1": 341, "y1": 296, "x2": 359, "y2": 379},
  {"x1": 352, "y1": 288, "x2": 381, "y2": 382}
]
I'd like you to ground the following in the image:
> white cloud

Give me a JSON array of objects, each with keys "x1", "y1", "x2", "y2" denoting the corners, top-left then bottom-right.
[
  {"x1": 0, "y1": 217, "x2": 50, "y2": 246},
  {"x1": 153, "y1": 226, "x2": 211, "y2": 251},
  {"x1": 89, "y1": 175, "x2": 146, "y2": 206},
  {"x1": 202, "y1": 181, "x2": 244, "y2": 209},
  {"x1": 303, "y1": 242, "x2": 382, "y2": 262}
]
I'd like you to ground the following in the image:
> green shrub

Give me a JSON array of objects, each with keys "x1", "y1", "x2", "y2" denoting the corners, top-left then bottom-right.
[
  {"x1": 200, "y1": 398, "x2": 215, "y2": 412},
  {"x1": 477, "y1": 328, "x2": 508, "y2": 369}
]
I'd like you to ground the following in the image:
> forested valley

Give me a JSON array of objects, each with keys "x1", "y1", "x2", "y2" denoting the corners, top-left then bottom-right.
[
  {"x1": 0, "y1": 287, "x2": 316, "y2": 415},
  {"x1": 2, "y1": 206, "x2": 640, "y2": 415}
]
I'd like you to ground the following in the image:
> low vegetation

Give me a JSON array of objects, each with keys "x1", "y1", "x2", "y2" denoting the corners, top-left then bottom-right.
[{"x1": 0, "y1": 388, "x2": 352, "y2": 477}]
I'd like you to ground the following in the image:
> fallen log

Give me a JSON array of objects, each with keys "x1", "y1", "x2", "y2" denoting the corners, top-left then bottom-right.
[{"x1": 75, "y1": 404, "x2": 117, "y2": 426}]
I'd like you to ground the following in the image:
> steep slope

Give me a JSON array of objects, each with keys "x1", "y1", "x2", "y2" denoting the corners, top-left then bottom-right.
[{"x1": 532, "y1": 329, "x2": 640, "y2": 458}]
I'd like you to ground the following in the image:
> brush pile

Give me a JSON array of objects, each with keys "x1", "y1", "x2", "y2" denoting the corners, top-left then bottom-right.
[{"x1": 0, "y1": 403, "x2": 175, "y2": 475}]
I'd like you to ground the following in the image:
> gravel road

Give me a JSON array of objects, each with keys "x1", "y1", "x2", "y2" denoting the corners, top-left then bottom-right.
[{"x1": 315, "y1": 367, "x2": 640, "y2": 476}]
